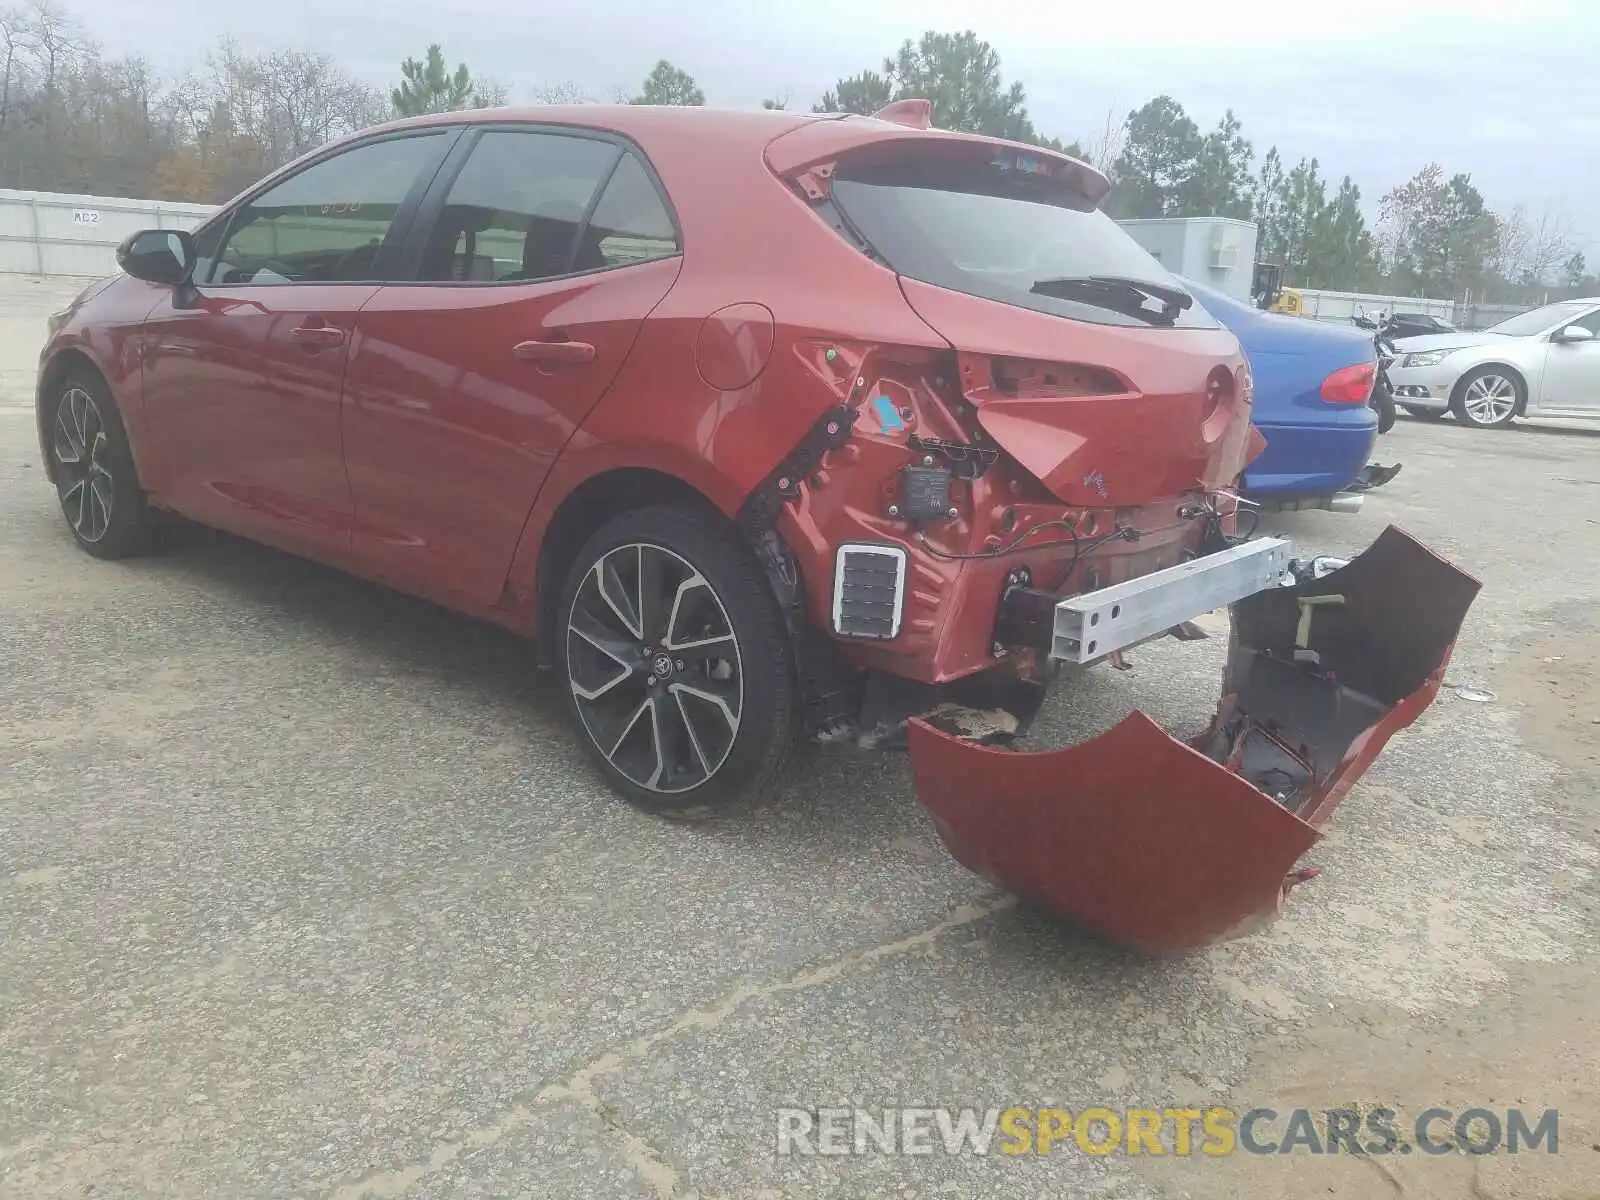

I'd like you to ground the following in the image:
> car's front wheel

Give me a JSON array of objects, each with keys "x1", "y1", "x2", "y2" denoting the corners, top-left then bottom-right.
[
  {"x1": 48, "y1": 372, "x2": 153, "y2": 559},
  {"x1": 1451, "y1": 367, "x2": 1523, "y2": 429},
  {"x1": 557, "y1": 506, "x2": 801, "y2": 815}
]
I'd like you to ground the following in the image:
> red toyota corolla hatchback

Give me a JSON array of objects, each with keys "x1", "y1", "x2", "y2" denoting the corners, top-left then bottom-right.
[
  {"x1": 35, "y1": 102, "x2": 1264, "y2": 797},
  {"x1": 38, "y1": 103, "x2": 1478, "y2": 949}
]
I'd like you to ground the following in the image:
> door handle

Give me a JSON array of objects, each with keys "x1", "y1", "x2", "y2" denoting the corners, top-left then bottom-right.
[
  {"x1": 513, "y1": 338, "x2": 596, "y2": 365},
  {"x1": 290, "y1": 323, "x2": 346, "y2": 348}
]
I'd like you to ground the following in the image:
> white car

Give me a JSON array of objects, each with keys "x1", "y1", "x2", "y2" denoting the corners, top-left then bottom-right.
[{"x1": 1386, "y1": 297, "x2": 1600, "y2": 428}]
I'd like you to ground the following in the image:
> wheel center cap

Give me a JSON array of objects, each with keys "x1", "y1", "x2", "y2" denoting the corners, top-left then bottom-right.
[{"x1": 650, "y1": 652, "x2": 675, "y2": 680}]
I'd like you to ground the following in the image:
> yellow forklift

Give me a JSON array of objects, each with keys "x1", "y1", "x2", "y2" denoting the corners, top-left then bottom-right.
[{"x1": 1251, "y1": 261, "x2": 1304, "y2": 315}]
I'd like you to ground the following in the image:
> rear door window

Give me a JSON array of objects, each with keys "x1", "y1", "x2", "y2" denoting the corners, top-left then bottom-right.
[
  {"x1": 582, "y1": 153, "x2": 680, "y2": 269},
  {"x1": 830, "y1": 155, "x2": 1217, "y2": 330},
  {"x1": 415, "y1": 131, "x2": 679, "y2": 282}
]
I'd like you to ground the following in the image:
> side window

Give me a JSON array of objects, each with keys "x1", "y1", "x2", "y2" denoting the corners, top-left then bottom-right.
[
  {"x1": 417, "y1": 131, "x2": 619, "y2": 282},
  {"x1": 208, "y1": 133, "x2": 449, "y2": 285},
  {"x1": 581, "y1": 153, "x2": 680, "y2": 270},
  {"x1": 189, "y1": 217, "x2": 228, "y2": 287},
  {"x1": 1571, "y1": 309, "x2": 1600, "y2": 335}
]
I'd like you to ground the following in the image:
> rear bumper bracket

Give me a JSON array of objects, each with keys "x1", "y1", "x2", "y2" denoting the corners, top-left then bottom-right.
[{"x1": 1050, "y1": 537, "x2": 1292, "y2": 665}]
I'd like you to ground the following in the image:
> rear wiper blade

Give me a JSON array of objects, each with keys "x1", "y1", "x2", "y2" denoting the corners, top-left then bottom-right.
[
  {"x1": 1030, "y1": 275, "x2": 1194, "y2": 324},
  {"x1": 1036, "y1": 275, "x2": 1194, "y2": 311}
]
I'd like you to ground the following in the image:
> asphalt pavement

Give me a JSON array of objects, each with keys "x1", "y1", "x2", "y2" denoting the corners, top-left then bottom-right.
[{"x1": 3, "y1": 300, "x2": 1599, "y2": 1197}]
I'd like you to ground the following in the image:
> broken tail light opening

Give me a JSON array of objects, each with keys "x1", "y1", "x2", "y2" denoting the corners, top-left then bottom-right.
[
  {"x1": 1320, "y1": 362, "x2": 1378, "y2": 403},
  {"x1": 1203, "y1": 365, "x2": 1235, "y2": 419}
]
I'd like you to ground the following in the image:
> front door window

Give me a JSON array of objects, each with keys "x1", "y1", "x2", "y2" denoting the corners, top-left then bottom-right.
[{"x1": 204, "y1": 133, "x2": 450, "y2": 286}]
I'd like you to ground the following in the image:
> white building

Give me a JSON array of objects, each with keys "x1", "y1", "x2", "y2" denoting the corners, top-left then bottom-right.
[{"x1": 1117, "y1": 217, "x2": 1258, "y2": 303}]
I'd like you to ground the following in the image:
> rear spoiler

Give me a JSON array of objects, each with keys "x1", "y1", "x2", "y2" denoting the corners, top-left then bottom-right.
[
  {"x1": 872, "y1": 99, "x2": 933, "y2": 129},
  {"x1": 765, "y1": 107, "x2": 1112, "y2": 209}
]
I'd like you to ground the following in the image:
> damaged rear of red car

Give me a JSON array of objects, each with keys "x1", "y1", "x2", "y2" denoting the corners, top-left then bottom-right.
[
  {"x1": 46, "y1": 101, "x2": 1477, "y2": 955},
  {"x1": 908, "y1": 529, "x2": 1479, "y2": 952},
  {"x1": 738, "y1": 105, "x2": 1479, "y2": 952}
]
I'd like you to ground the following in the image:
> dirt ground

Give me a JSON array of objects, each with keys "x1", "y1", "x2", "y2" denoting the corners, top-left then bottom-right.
[{"x1": 1147, "y1": 624, "x2": 1600, "y2": 1200}]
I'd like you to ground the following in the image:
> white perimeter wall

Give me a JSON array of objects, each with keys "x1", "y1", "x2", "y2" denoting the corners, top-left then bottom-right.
[{"x1": 0, "y1": 189, "x2": 218, "y2": 280}]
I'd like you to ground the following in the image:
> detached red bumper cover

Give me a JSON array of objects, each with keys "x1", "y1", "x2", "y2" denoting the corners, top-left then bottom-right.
[{"x1": 907, "y1": 527, "x2": 1480, "y2": 954}]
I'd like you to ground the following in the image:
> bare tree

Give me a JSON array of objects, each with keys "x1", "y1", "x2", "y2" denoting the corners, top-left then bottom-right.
[
  {"x1": 0, "y1": 14, "x2": 388, "y2": 202},
  {"x1": 1523, "y1": 209, "x2": 1573, "y2": 282},
  {"x1": 473, "y1": 75, "x2": 509, "y2": 108},
  {"x1": 1492, "y1": 204, "x2": 1528, "y2": 276},
  {"x1": 1, "y1": 6, "x2": 28, "y2": 129},
  {"x1": 0, "y1": 0, "x2": 102, "y2": 189},
  {"x1": 1510, "y1": 206, "x2": 1574, "y2": 284},
  {"x1": 257, "y1": 48, "x2": 386, "y2": 157},
  {"x1": 195, "y1": 39, "x2": 384, "y2": 169},
  {"x1": 1082, "y1": 101, "x2": 1127, "y2": 172},
  {"x1": 1486, "y1": 203, "x2": 1578, "y2": 305},
  {"x1": 527, "y1": 79, "x2": 592, "y2": 105},
  {"x1": 22, "y1": 0, "x2": 82, "y2": 101}
]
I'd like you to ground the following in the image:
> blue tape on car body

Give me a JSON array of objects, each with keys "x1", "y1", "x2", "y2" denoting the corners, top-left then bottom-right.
[{"x1": 873, "y1": 395, "x2": 905, "y2": 431}]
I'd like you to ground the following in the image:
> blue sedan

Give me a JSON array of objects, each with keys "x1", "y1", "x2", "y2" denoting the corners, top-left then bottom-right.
[{"x1": 1184, "y1": 280, "x2": 1380, "y2": 500}]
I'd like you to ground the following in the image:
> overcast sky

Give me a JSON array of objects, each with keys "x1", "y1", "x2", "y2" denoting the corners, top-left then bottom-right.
[{"x1": 77, "y1": 0, "x2": 1600, "y2": 257}]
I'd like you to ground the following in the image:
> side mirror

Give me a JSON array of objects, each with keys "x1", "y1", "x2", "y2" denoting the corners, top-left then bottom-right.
[
  {"x1": 116, "y1": 229, "x2": 195, "y2": 286},
  {"x1": 1553, "y1": 325, "x2": 1596, "y2": 343}
]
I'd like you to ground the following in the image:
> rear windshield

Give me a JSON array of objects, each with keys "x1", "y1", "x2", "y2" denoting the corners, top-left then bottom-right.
[{"x1": 830, "y1": 156, "x2": 1218, "y2": 330}]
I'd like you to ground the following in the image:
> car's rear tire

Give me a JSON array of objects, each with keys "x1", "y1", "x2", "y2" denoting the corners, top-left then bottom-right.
[
  {"x1": 1450, "y1": 367, "x2": 1522, "y2": 429},
  {"x1": 47, "y1": 371, "x2": 153, "y2": 559},
  {"x1": 556, "y1": 505, "x2": 801, "y2": 816},
  {"x1": 1400, "y1": 404, "x2": 1446, "y2": 420},
  {"x1": 1370, "y1": 380, "x2": 1397, "y2": 433}
]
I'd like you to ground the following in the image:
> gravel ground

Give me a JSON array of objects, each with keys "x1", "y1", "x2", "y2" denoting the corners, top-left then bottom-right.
[{"x1": 3, "y1": 274, "x2": 1599, "y2": 1198}]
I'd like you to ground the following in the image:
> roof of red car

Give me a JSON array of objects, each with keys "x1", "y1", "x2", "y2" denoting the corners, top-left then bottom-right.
[
  {"x1": 375, "y1": 104, "x2": 828, "y2": 147},
  {"x1": 366, "y1": 104, "x2": 1110, "y2": 202}
]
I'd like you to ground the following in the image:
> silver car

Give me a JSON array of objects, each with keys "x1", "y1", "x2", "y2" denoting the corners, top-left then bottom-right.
[{"x1": 1386, "y1": 297, "x2": 1600, "y2": 428}]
